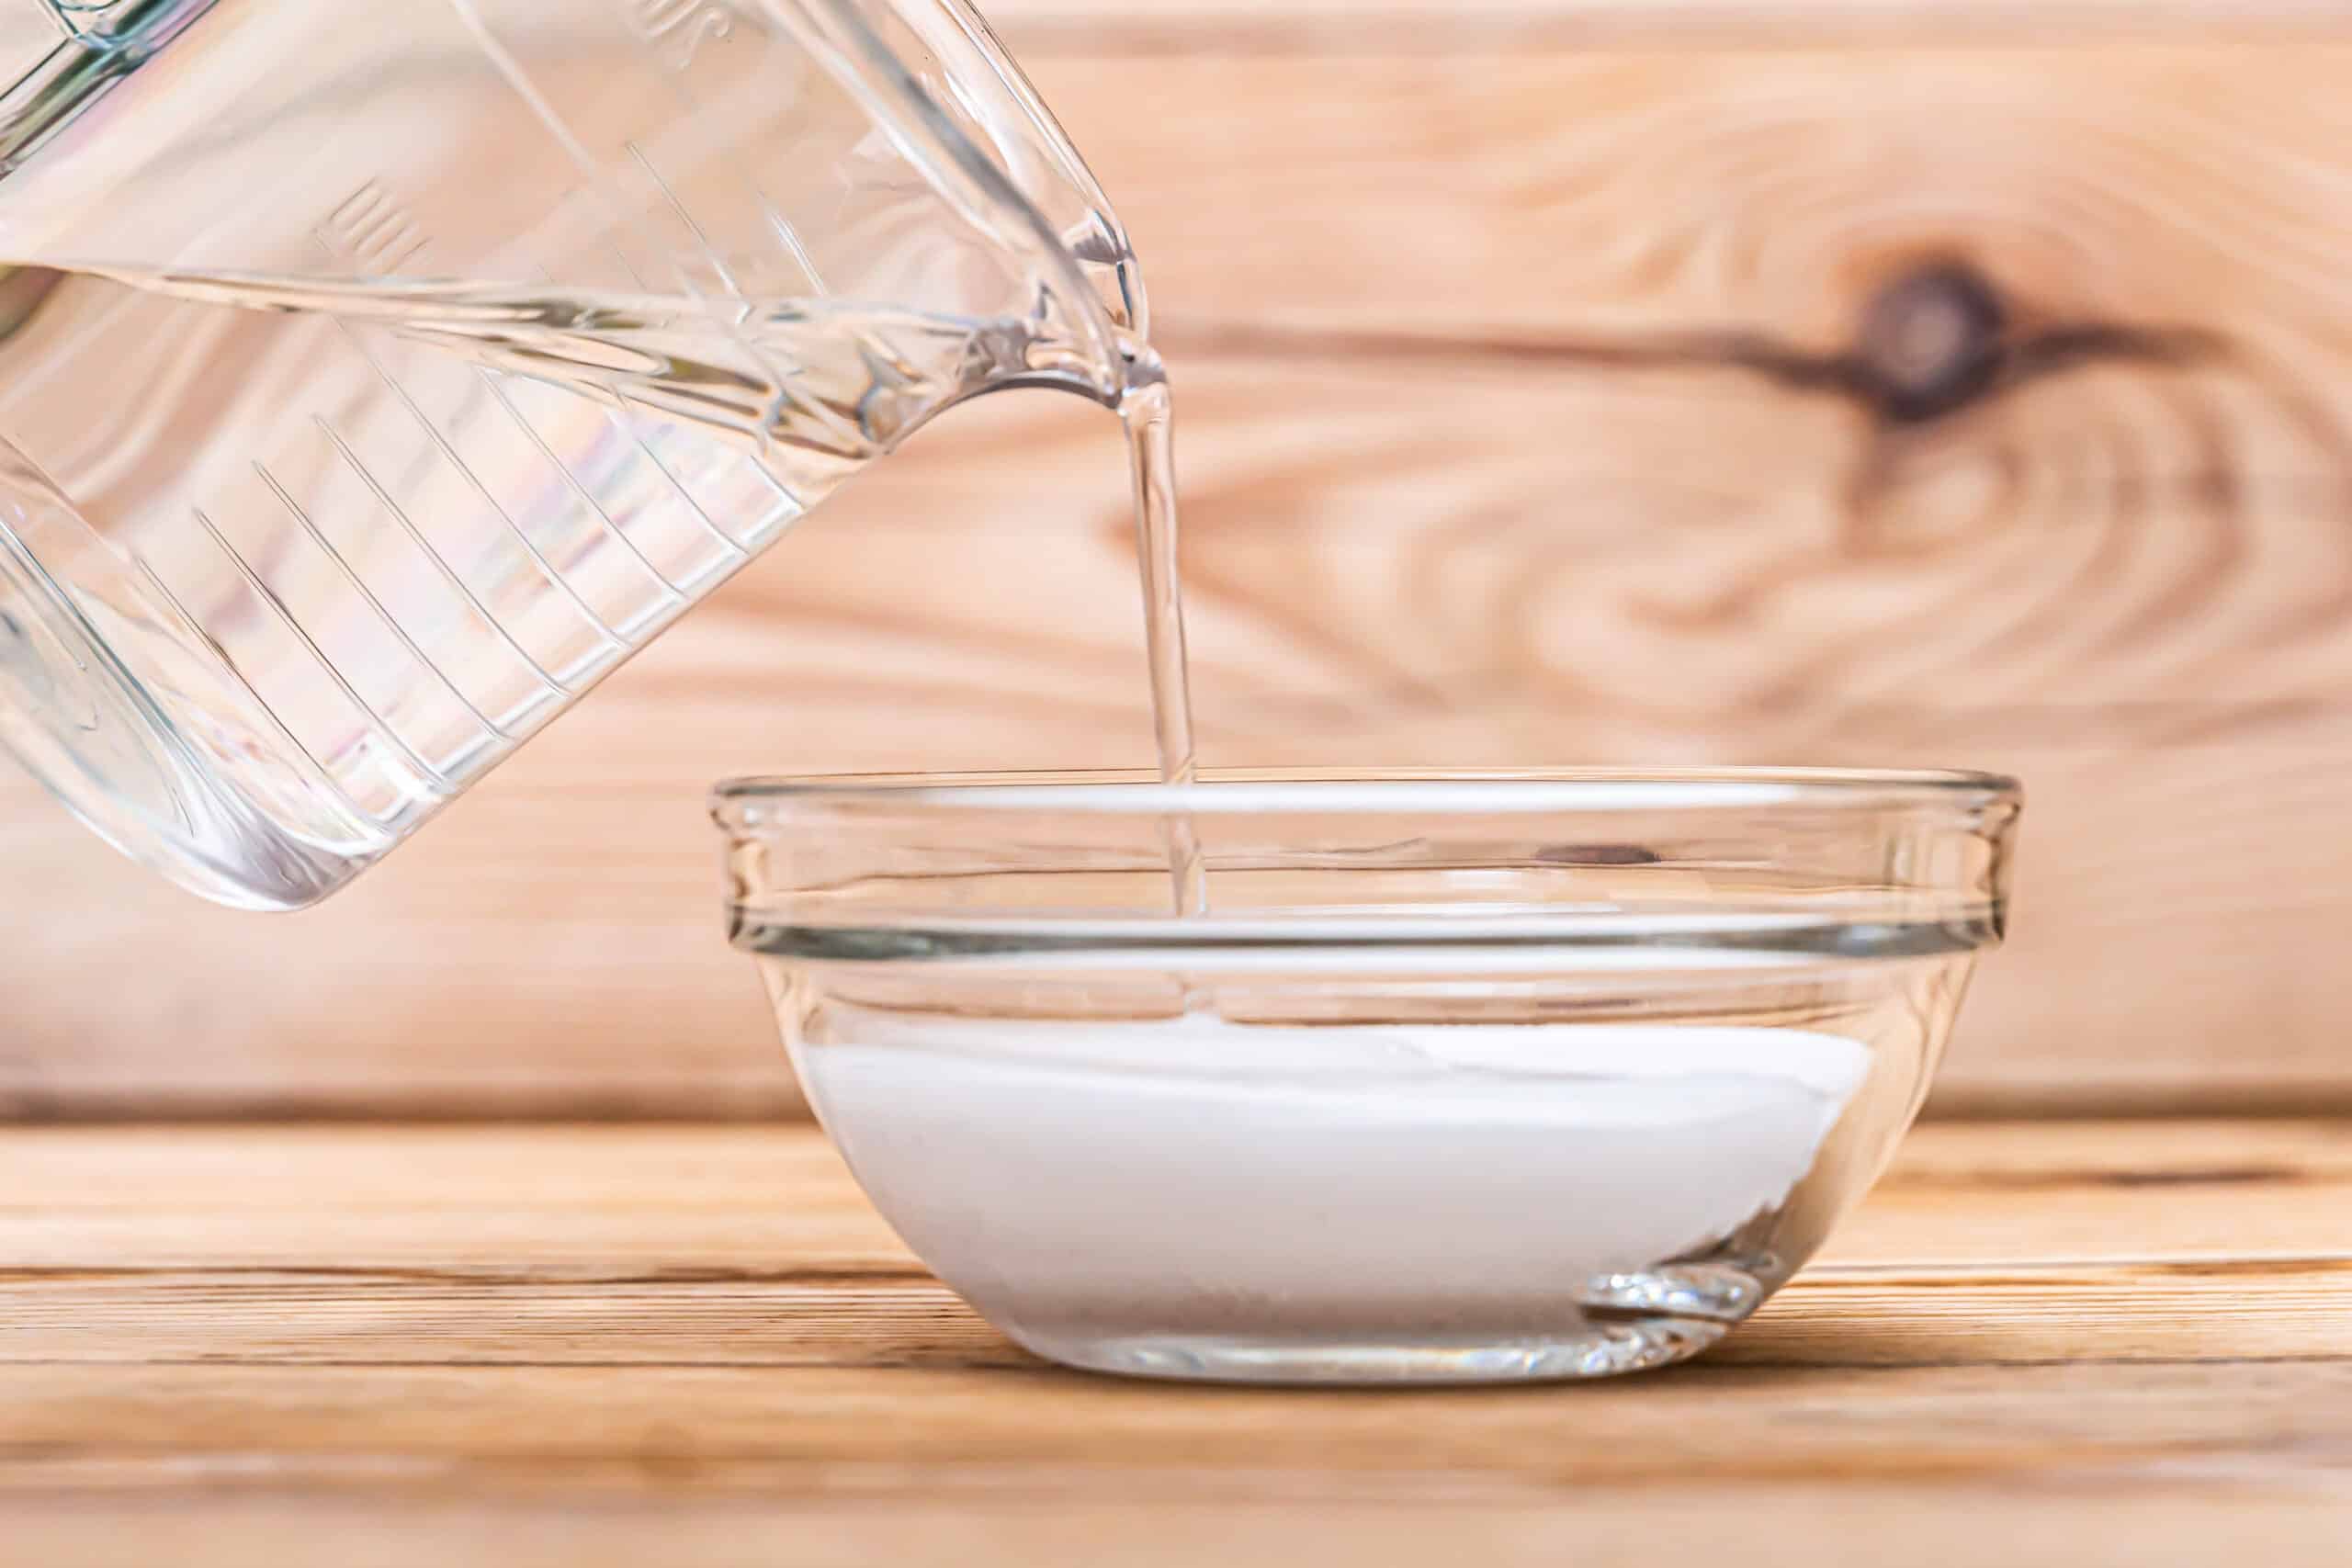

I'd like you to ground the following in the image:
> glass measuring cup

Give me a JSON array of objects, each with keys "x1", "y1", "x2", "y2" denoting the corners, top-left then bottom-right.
[{"x1": 0, "y1": 0, "x2": 1142, "y2": 907}]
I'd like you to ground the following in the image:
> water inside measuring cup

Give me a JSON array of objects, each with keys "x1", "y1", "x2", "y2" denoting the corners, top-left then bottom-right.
[
  {"x1": 0, "y1": 261, "x2": 1208, "y2": 907},
  {"x1": 0, "y1": 264, "x2": 1090, "y2": 896},
  {"x1": 0, "y1": 1, "x2": 1204, "y2": 908}
]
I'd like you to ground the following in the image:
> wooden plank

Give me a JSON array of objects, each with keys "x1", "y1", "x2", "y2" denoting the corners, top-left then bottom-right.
[
  {"x1": 15, "y1": 36, "x2": 2352, "y2": 1114},
  {"x1": 2, "y1": 1122, "x2": 2349, "y2": 1564},
  {"x1": 8, "y1": 1489, "x2": 2350, "y2": 1568},
  {"x1": 6, "y1": 1121, "x2": 2350, "y2": 1270},
  {"x1": 6, "y1": 1359, "x2": 2352, "y2": 1489},
  {"x1": 6, "y1": 1255, "x2": 2350, "y2": 1371},
  {"x1": 4, "y1": 1122, "x2": 2350, "y2": 1363}
]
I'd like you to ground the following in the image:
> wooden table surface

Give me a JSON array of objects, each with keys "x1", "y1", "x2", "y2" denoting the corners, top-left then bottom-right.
[{"x1": 5, "y1": 1119, "x2": 2350, "y2": 1563}]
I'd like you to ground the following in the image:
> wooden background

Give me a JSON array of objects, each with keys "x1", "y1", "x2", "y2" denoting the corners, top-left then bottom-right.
[{"x1": 7, "y1": 1, "x2": 2352, "y2": 1118}]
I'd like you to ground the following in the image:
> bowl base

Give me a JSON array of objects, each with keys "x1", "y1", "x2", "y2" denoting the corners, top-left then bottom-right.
[{"x1": 1007, "y1": 1315, "x2": 1730, "y2": 1385}]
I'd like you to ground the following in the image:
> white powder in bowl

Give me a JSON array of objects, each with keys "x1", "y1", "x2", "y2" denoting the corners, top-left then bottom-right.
[{"x1": 800, "y1": 1018, "x2": 1874, "y2": 1340}]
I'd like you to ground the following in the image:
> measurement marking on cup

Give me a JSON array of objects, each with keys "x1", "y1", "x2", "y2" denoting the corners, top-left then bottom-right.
[
  {"x1": 251, "y1": 459, "x2": 513, "y2": 741},
  {"x1": 311, "y1": 415, "x2": 575, "y2": 704},
  {"x1": 476, "y1": 367, "x2": 693, "y2": 607},
  {"x1": 625, "y1": 139, "x2": 743, "y2": 300},
  {"x1": 127, "y1": 551, "x2": 381, "y2": 827},
  {"x1": 187, "y1": 506, "x2": 454, "y2": 796},
  {"x1": 318, "y1": 180, "x2": 428, "y2": 275},
  {"x1": 613, "y1": 0, "x2": 830, "y2": 297},
  {"x1": 332, "y1": 321, "x2": 631, "y2": 667},
  {"x1": 537, "y1": 254, "x2": 757, "y2": 560},
  {"x1": 621, "y1": 141, "x2": 837, "y2": 500}
]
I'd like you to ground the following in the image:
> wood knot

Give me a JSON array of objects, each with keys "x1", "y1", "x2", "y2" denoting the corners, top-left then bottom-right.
[{"x1": 1852, "y1": 262, "x2": 2009, "y2": 424}]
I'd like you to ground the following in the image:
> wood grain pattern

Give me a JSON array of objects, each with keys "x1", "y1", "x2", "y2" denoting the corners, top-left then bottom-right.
[
  {"x1": 6, "y1": 1118, "x2": 2347, "y2": 1266},
  {"x1": 11, "y1": 1493, "x2": 2352, "y2": 1568},
  {"x1": 10, "y1": 24, "x2": 2352, "y2": 1114},
  {"x1": 3, "y1": 1121, "x2": 2350, "y2": 1564}
]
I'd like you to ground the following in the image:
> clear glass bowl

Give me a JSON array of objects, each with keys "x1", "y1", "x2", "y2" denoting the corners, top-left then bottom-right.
[{"x1": 714, "y1": 767, "x2": 2022, "y2": 1385}]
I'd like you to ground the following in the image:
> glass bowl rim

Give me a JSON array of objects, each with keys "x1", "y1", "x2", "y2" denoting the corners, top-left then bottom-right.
[{"x1": 711, "y1": 765, "x2": 2020, "y2": 825}]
